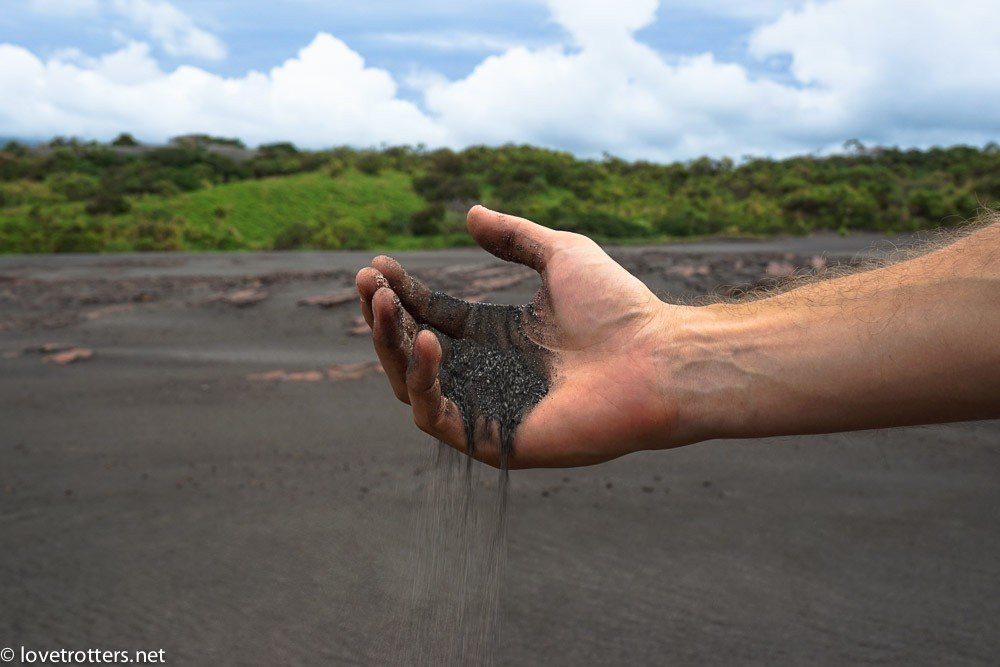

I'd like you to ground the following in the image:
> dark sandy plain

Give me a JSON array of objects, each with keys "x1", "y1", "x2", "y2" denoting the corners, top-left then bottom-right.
[{"x1": 1, "y1": 234, "x2": 999, "y2": 666}]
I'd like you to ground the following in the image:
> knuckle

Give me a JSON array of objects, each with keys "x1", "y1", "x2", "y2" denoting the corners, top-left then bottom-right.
[{"x1": 564, "y1": 231, "x2": 592, "y2": 246}]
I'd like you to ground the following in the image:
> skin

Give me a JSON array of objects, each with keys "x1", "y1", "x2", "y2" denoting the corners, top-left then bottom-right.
[{"x1": 356, "y1": 206, "x2": 1000, "y2": 469}]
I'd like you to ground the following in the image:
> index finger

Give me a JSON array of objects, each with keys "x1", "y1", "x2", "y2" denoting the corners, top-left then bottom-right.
[{"x1": 371, "y1": 255, "x2": 472, "y2": 340}]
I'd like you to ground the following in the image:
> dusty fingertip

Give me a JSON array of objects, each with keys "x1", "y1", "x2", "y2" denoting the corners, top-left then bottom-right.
[
  {"x1": 416, "y1": 328, "x2": 440, "y2": 349},
  {"x1": 354, "y1": 265, "x2": 370, "y2": 284},
  {"x1": 466, "y1": 204, "x2": 495, "y2": 227},
  {"x1": 405, "y1": 329, "x2": 439, "y2": 381},
  {"x1": 418, "y1": 329, "x2": 443, "y2": 364},
  {"x1": 372, "y1": 255, "x2": 400, "y2": 273},
  {"x1": 372, "y1": 286, "x2": 398, "y2": 316},
  {"x1": 355, "y1": 266, "x2": 386, "y2": 298},
  {"x1": 372, "y1": 284, "x2": 394, "y2": 300}
]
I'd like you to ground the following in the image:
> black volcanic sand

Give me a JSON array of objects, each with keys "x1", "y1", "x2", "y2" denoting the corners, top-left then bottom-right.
[
  {"x1": 419, "y1": 303, "x2": 552, "y2": 665},
  {"x1": 3, "y1": 237, "x2": 1000, "y2": 666},
  {"x1": 413, "y1": 301, "x2": 551, "y2": 664},
  {"x1": 431, "y1": 301, "x2": 550, "y2": 468}
]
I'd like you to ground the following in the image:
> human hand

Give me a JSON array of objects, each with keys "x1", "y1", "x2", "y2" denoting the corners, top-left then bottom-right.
[
  {"x1": 358, "y1": 211, "x2": 1000, "y2": 467},
  {"x1": 356, "y1": 206, "x2": 697, "y2": 468}
]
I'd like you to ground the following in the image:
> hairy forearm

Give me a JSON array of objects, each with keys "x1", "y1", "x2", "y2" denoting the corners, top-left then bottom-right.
[{"x1": 666, "y1": 223, "x2": 1000, "y2": 445}]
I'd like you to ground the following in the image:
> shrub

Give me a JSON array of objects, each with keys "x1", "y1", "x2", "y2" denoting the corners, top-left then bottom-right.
[
  {"x1": 412, "y1": 172, "x2": 480, "y2": 203},
  {"x1": 2, "y1": 141, "x2": 29, "y2": 157},
  {"x1": 555, "y1": 203, "x2": 649, "y2": 237},
  {"x1": 326, "y1": 159, "x2": 347, "y2": 178},
  {"x1": 272, "y1": 221, "x2": 315, "y2": 250},
  {"x1": 272, "y1": 217, "x2": 380, "y2": 250},
  {"x1": 48, "y1": 172, "x2": 100, "y2": 201},
  {"x1": 312, "y1": 217, "x2": 376, "y2": 249},
  {"x1": 258, "y1": 142, "x2": 298, "y2": 156},
  {"x1": 355, "y1": 153, "x2": 383, "y2": 175},
  {"x1": 86, "y1": 191, "x2": 131, "y2": 215},
  {"x1": 111, "y1": 133, "x2": 139, "y2": 147},
  {"x1": 654, "y1": 203, "x2": 711, "y2": 236},
  {"x1": 131, "y1": 214, "x2": 187, "y2": 251},
  {"x1": 410, "y1": 204, "x2": 445, "y2": 236},
  {"x1": 15, "y1": 206, "x2": 108, "y2": 253}
]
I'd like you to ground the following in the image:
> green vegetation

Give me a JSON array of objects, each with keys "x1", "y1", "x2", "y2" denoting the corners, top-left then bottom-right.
[{"x1": 1, "y1": 136, "x2": 997, "y2": 253}]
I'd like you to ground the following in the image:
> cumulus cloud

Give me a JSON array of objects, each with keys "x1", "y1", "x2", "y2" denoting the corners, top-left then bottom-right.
[
  {"x1": 425, "y1": 0, "x2": 1000, "y2": 157},
  {"x1": 27, "y1": 0, "x2": 227, "y2": 60},
  {"x1": 424, "y1": 0, "x2": 828, "y2": 158},
  {"x1": 749, "y1": 0, "x2": 1000, "y2": 141},
  {"x1": 2, "y1": 0, "x2": 998, "y2": 158},
  {"x1": 548, "y1": 0, "x2": 658, "y2": 47},
  {"x1": 0, "y1": 33, "x2": 442, "y2": 146},
  {"x1": 110, "y1": 0, "x2": 226, "y2": 60}
]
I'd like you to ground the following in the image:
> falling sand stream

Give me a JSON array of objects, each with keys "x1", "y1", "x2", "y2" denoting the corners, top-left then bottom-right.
[{"x1": 384, "y1": 297, "x2": 551, "y2": 665}]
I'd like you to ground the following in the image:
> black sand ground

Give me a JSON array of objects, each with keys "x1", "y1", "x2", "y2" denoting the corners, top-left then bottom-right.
[{"x1": 2, "y1": 235, "x2": 999, "y2": 665}]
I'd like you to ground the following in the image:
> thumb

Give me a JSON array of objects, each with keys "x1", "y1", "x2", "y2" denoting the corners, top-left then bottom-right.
[{"x1": 467, "y1": 205, "x2": 562, "y2": 272}]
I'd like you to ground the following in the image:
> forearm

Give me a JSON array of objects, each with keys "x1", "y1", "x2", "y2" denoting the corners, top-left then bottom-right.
[{"x1": 667, "y1": 223, "x2": 1000, "y2": 444}]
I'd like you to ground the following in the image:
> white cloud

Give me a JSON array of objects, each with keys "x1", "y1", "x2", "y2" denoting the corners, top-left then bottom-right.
[
  {"x1": 748, "y1": 0, "x2": 1000, "y2": 139},
  {"x1": 0, "y1": 33, "x2": 442, "y2": 146},
  {"x1": 548, "y1": 0, "x2": 658, "y2": 47},
  {"x1": 423, "y1": 0, "x2": 829, "y2": 158},
  {"x1": 424, "y1": 0, "x2": 1000, "y2": 157},
  {"x1": 2, "y1": 0, "x2": 998, "y2": 158},
  {"x1": 110, "y1": 0, "x2": 226, "y2": 60}
]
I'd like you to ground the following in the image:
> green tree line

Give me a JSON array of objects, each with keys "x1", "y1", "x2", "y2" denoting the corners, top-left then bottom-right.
[{"x1": 0, "y1": 134, "x2": 996, "y2": 253}]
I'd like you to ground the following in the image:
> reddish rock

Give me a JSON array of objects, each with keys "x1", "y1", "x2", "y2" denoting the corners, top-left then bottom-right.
[
  {"x1": 43, "y1": 347, "x2": 95, "y2": 365},
  {"x1": 247, "y1": 363, "x2": 382, "y2": 383},
  {"x1": 217, "y1": 288, "x2": 268, "y2": 306},
  {"x1": 246, "y1": 370, "x2": 287, "y2": 381},
  {"x1": 326, "y1": 361, "x2": 383, "y2": 381},
  {"x1": 810, "y1": 255, "x2": 828, "y2": 272},
  {"x1": 765, "y1": 260, "x2": 796, "y2": 278},
  {"x1": 284, "y1": 370, "x2": 324, "y2": 382},
  {"x1": 246, "y1": 369, "x2": 323, "y2": 382},
  {"x1": 83, "y1": 303, "x2": 135, "y2": 320},
  {"x1": 298, "y1": 288, "x2": 357, "y2": 308},
  {"x1": 349, "y1": 316, "x2": 370, "y2": 336}
]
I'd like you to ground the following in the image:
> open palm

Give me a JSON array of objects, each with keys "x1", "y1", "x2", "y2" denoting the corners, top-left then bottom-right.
[{"x1": 356, "y1": 206, "x2": 685, "y2": 468}]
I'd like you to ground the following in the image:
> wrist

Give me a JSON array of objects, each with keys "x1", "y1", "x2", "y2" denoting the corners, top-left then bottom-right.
[{"x1": 653, "y1": 301, "x2": 771, "y2": 447}]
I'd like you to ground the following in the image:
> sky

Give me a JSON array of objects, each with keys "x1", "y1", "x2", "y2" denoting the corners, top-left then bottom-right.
[{"x1": 1, "y1": 0, "x2": 998, "y2": 161}]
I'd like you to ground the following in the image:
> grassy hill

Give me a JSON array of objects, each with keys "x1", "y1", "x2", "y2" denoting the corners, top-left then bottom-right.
[
  {"x1": 0, "y1": 168, "x2": 435, "y2": 252},
  {"x1": 1, "y1": 138, "x2": 997, "y2": 253},
  {"x1": 125, "y1": 169, "x2": 425, "y2": 249}
]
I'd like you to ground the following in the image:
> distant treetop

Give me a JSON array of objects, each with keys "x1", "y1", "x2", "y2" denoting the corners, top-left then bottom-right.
[
  {"x1": 169, "y1": 134, "x2": 247, "y2": 149},
  {"x1": 111, "y1": 133, "x2": 139, "y2": 147}
]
